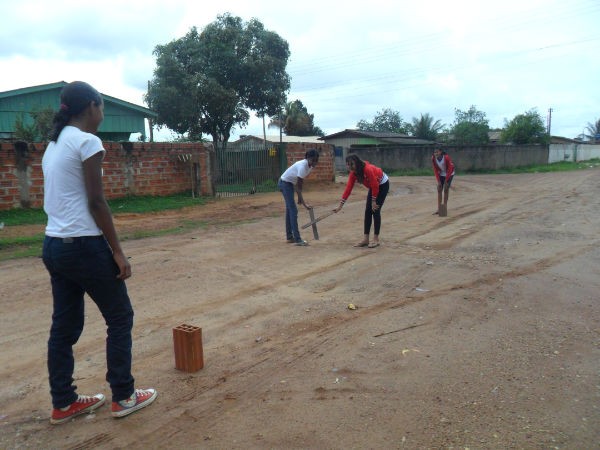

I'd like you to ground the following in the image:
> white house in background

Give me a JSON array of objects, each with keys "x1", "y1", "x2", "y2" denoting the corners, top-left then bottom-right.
[{"x1": 318, "y1": 129, "x2": 435, "y2": 171}]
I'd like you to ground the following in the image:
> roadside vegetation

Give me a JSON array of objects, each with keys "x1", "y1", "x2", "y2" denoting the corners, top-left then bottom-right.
[
  {"x1": 0, "y1": 194, "x2": 207, "y2": 260},
  {"x1": 385, "y1": 158, "x2": 600, "y2": 176}
]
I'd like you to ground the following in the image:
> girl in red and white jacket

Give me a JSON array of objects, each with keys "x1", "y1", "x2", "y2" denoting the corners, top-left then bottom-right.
[
  {"x1": 432, "y1": 148, "x2": 455, "y2": 214},
  {"x1": 334, "y1": 154, "x2": 389, "y2": 248}
]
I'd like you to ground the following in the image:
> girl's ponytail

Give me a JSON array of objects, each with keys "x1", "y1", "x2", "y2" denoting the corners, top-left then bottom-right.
[{"x1": 49, "y1": 81, "x2": 102, "y2": 142}]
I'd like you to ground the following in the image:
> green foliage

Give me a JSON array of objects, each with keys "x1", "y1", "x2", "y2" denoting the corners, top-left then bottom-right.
[
  {"x1": 269, "y1": 99, "x2": 323, "y2": 136},
  {"x1": 13, "y1": 114, "x2": 37, "y2": 142},
  {"x1": 385, "y1": 158, "x2": 600, "y2": 176},
  {"x1": 357, "y1": 108, "x2": 409, "y2": 134},
  {"x1": 408, "y1": 113, "x2": 445, "y2": 141},
  {"x1": 582, "y1": 118, "x2": 600, "y2": 142},
  {"x1": 31, "y1": 107, "x2": 54, "y2": 141},
  {"x1": 13, "y1": 107, "x2": 55, "y2": 142},
  {"x1": 146, "y1": 14, "x2": 291, "y2": 152},
  {"x1": 500, "y1": 109, "x2": 549, "y2": 145},
  {"x1": 108, "y1": 193, "x2": 206, "y2": 214},
  {"x1": 1, "y1": 193, "x2": 206, "y2": 227},
  {"x1": 450, "y1": 105, "x2": 490, "y2": 145}
]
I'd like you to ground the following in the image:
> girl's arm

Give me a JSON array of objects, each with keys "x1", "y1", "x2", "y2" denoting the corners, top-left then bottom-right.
[
  {"x1": 366, "y1": 164, "x2": 380, "y2": 200},
  {"x1": 432, "y1": 156, "x2": 441, "y2": 183},
  {"x1": 335, "y1": 172, "x2": 357, "y2": 212},
  {"x1": 295, "y1": 177, "x2": 311, "y2": 209},
  {"x1": 83, "y1": 152, "x2": 131, "y2": 280},
  {"x1": 445, "y1": 155, "x2": 455, "y2": 175}
]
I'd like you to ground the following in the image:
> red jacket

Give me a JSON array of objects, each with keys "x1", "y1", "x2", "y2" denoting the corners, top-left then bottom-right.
[
  {"x1": 432, "y1": 153, "x2": 455, "y2": 183},
  {"x1": 341, "y1": 161, "x2": 385, "y2": 203}
]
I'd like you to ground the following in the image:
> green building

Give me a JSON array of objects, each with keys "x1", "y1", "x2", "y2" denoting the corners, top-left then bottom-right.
[{"x1": 0, "y1": 81, "x2": 157, "y2": 141}]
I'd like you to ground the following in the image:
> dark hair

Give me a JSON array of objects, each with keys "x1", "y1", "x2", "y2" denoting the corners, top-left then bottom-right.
[
  {"x1": 49, "y1": 81, "x2": 103, "y2": 141},
  {"x1": 305, "y1": 148, "x2": 320, "y2": 161},
  {"x1": 346, "y1": 154, "x2": 366, "y2": 183}
]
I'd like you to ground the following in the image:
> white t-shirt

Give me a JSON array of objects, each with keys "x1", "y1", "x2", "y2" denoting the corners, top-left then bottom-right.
[
  {"x1": 435, "y1": 157, "x2": 448, "y2": 176},
  {"x1": 42, "y1": 126, "x2": 106, "y2": 237},
  {"x1": 280, "y1": 159, "x2": 312, "y2": 185}
]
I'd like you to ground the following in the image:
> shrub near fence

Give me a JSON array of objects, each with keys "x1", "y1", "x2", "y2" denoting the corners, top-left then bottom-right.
[{"x1": 0, "y1": 141, "x2": 212, "y2": 210}]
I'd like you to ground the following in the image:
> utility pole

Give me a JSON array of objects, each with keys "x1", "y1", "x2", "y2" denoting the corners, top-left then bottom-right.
[{"x1": 547, "y1": 108, "x2": 553, "y2": 135}]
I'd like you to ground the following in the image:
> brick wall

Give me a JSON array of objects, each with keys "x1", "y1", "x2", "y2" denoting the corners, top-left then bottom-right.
[
  {"x1": 0, "y1": 140, "x2": 335, "y2": 211},
  {"x1": 285, "y1": 143, "x2": 335, "y2": 183},
  {"x1": 0, "y1": 141, "x2": 212, "y2": 210}
]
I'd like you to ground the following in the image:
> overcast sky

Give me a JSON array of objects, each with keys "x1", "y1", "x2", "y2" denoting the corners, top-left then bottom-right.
[{"x1": 1, "y1": 0, "x2": 599, "y2": 141}]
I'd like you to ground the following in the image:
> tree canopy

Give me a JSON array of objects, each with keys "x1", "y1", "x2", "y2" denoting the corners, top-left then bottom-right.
[
  {"x1": 450, "y1": 105, "x2": 490, "y2": 145},
  {"x1": 408, "y1": 113, "x2": 444, "y2": 141},
  {"x1": 582, "y1": 118, "x2": 600, "y2": 142},
  {"x1": 268, "y1": 99, "x2": 323, "y2": 136},
  {"x1": 356, "y1": 108, "x2": 409, "y2": 134},
  {"x1": 500, "y1": 109, "x2": 549, "y2": 145},
  {"x1": 145, "y1": 14, "x2": 291, "y2": 151}
]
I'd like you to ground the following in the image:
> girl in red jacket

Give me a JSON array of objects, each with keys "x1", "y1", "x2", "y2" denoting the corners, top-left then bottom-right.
[
  {"x1": 334, "y1": 154, "x2": 389, "y2": 248},
  {"x1": 432, "y1": 148, "x2": 455, "y2": 214}
]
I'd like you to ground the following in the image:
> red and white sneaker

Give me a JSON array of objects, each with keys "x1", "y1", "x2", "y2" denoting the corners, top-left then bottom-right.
[
  {"x1": 50, "y1": 393, "x2": 106, "y2": 424},
  {"x1": 111, "y1": 388, "x2": 157, "y2": 418}
]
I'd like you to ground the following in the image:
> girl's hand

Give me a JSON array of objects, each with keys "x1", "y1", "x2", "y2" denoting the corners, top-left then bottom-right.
[
  {"x1": 113, "y1": 251, "x2": 132, "y2": 280},
  {"x1": 372, "y1": 201, "x2": 379, "y2": 211}
]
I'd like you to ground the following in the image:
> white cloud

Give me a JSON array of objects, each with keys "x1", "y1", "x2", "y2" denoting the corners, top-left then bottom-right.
[{"x1": 1, "y1": 0, "x2": 599, "y2": 140}]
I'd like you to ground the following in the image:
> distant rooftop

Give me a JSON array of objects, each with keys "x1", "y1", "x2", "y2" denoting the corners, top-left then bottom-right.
[{"x1": 235, "y1": 135, "x2": 323, "y2": 144}]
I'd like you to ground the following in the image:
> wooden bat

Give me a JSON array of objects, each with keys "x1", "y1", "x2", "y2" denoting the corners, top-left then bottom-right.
[{"x1": 301, "y1": 210, "x2": 336, "y2": 229}]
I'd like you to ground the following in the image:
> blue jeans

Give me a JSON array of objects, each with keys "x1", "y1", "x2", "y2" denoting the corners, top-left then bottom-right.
[
  {"x1": 278, "y1": 179, "x2": 302, "y2": 242},
  {"x1": 42, "y1": 236, "x2": 135, "y2": 408}
]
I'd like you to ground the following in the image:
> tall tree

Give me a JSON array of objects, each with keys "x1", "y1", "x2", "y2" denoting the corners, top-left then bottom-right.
[
  {"x1": 268, "y1": 99, "x2": 323, "y2": 136},
  {"x1": 356, "y1": 108, "x2": 409, "y2": 134},
  {"x1": 582, "y1": 118, "x2": 600, "y2": 142},
  {"x1": 450, "y1": 105, "x2": 490, "y2": 145},
  {"x1": 145, "y1": 14, "x2": 290, "y2": 151},
  {"x1": 500, "y1": 109, "x2": 549, "y2": 145},
  {"x1": 409, "y1": 113, "x2": 444, "y2": 141}
]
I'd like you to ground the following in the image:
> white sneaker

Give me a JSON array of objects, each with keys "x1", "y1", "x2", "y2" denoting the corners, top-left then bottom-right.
[{"x1": 111, "y1": 388, "x2": 157, "y2": 418}]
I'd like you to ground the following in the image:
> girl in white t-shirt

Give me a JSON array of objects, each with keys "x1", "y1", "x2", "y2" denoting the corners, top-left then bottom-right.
[
  {"x1": 277, "y1": 149, "x2": 319, "y2": 246},
  {"x1": 42, "y1": 81, "x2": 156, "y2": 424}
]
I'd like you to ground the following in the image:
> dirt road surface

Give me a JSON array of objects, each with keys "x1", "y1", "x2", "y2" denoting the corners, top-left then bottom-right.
[{"x1": 1, "y1": 171, "x2": 599, "y2": 449}]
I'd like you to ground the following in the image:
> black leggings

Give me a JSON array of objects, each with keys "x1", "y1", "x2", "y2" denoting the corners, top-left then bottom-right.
[{"x1": 364, "y1": 180, "x2": 389, "y2": 235}]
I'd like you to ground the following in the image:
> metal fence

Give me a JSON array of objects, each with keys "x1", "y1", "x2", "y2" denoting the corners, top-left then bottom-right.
[{"x1": 215, "y1": 141, "x2": 287, "y2": 197}]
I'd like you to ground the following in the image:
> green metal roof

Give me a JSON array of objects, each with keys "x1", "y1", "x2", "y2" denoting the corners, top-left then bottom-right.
[{"x1": 0, "y1": 81, "x2": 157, "y2": 141}]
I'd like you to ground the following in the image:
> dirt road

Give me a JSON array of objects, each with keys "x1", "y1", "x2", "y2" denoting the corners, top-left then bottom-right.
[{"x1": 1, "y1": 171, "x2": 599, "y2": 449}]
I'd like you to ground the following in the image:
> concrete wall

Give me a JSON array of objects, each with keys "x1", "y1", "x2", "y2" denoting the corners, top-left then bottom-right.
[
  {"x1": 0, "y1": 141, "x2": 212, "y2": 210},
  {"x1": 548, "y1": 143, "x2": 600, "y2": 163},
  {"x1": 341, "y1": 144, "x2": 549, "y2": 171}
]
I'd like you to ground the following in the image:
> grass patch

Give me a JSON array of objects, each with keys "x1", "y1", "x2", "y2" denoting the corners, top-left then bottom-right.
[
  {"x1": 109, "y1": 193, "x2": 207, "y2": 214},
  {"x1": 0, "y1": 237, "x2": 45, "y2": 259},
  {"x1": 0, "y1": 208, "x2": 48, "y2": 227},
  {"x1": 0, "y1": 193, "x2": 208, "y2": 227},
  {"x1": 216, "y1": 179, "x2": 279, "y2": 194},
  {"x1": 0, "y1": 193, "x2": 209, "y2": 261},
  {"x1": 120, "y1": 219, "x2": 209, "y2": 241},
  {"x1": 0, "y1": 220, "x2": 211, "y2": 261},
  {"x1": 385, "y1": 158, "x2": 600, "y2": 177}
]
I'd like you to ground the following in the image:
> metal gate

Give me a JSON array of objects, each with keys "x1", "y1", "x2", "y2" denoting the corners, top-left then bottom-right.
[{"x1": 215, "y1": 141, "x2": 287, "y2": 197}]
